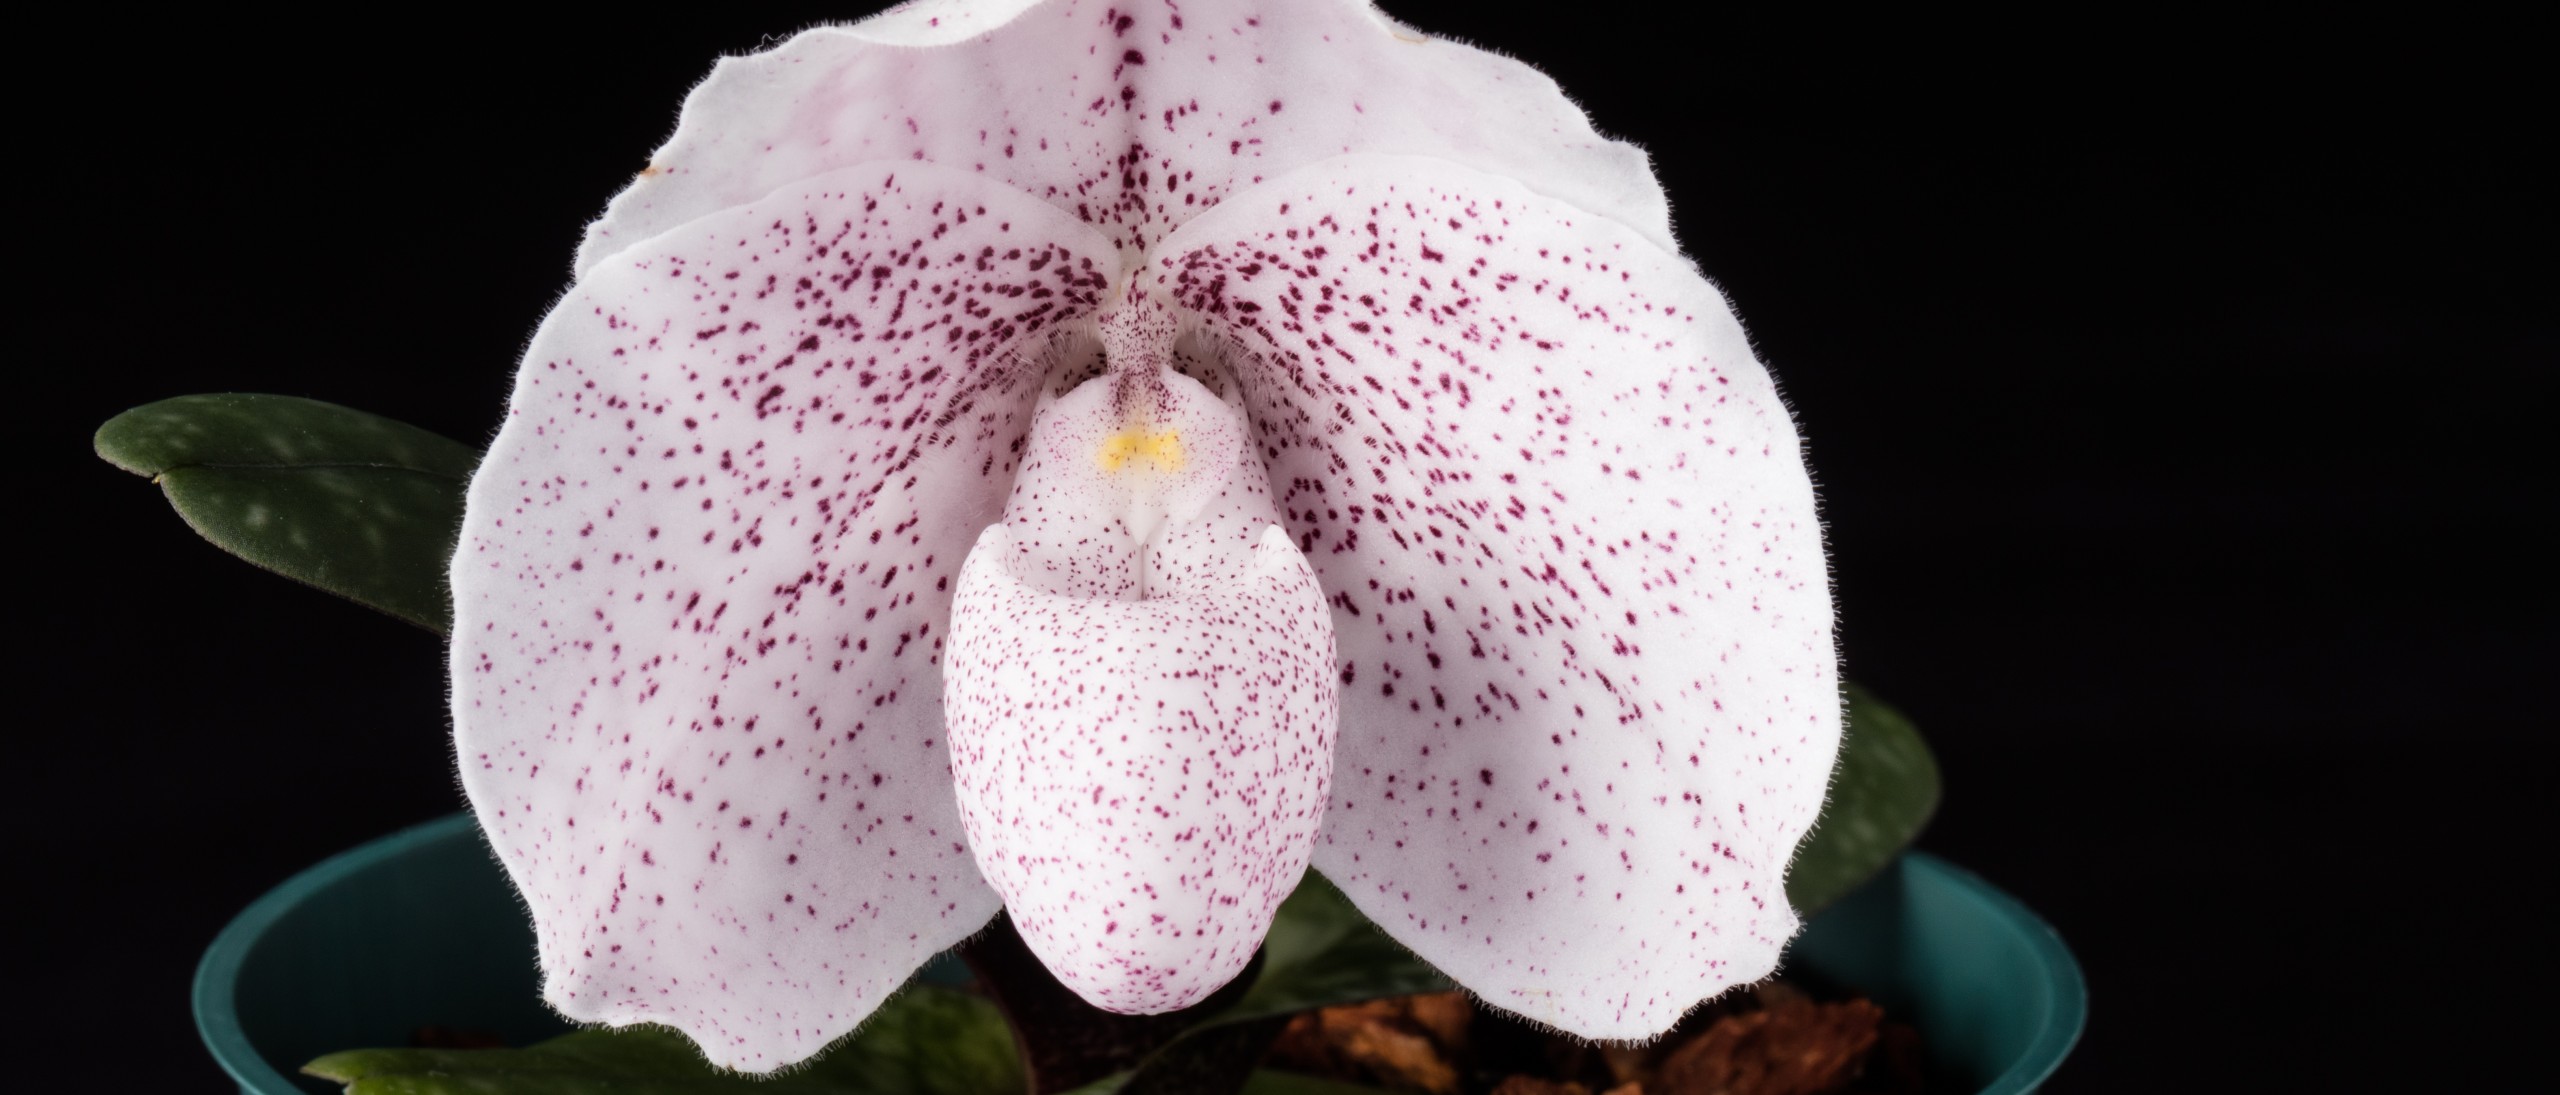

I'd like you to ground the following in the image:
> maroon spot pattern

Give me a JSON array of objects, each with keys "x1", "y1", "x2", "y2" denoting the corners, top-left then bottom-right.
[
  {"x1": 1139, "y1": 152, "x2": 1837, "y2": 1039},
  {"x1": 947, "y1": 348, "x2": 1338, "y2": 1013},
  {"x1": 454, "y1": 162, "x2": 1117, "y2": 1070},
  {"x1": 982, "y1": 306, "x2": 1253, "y2": 600},
  {"x1": 577, "y1": 0, "x2": 1673, "y2": 276},
  {"x1": 455, "y1": 0, "x2": 1838, "y2": 1073}
]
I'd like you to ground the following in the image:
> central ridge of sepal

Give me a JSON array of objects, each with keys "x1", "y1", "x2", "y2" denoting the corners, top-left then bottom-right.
[{"x1": 944, "y1": 293, "x2": 1341, "y2": 1014}]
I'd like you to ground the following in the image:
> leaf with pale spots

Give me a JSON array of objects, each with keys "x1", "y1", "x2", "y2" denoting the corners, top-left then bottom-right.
[
  {"x1": 303, "y1": 985, "x2": 1024, "y2": 1095},
  {"x1": 1785, "y1": 685, "x2": 1942, "y2": 915},
  {"x1": 96, "y1": 393, "x2": 478, "y2": 631}
]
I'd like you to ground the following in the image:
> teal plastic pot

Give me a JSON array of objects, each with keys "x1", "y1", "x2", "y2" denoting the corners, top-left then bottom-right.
[{"x1": 198, "y1": 813, "x2": 2085, "y2": 1094}]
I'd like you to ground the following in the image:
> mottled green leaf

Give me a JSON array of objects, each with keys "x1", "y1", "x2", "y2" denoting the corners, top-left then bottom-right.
[
  {"x1": 95, "y1": 393, "x2": 478, "y2": 631},
  {"x1": 1785, "y1": 683, "x2": 1942, "y2": 914},
  {"x1": 304, "y1": 986, "x2": 1024, "y2": 1095},
  {"x1": 96, "y1": 392, "x2": 480, "y2": 480}
]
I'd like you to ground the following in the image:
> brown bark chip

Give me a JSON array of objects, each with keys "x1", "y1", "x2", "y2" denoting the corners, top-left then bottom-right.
[
  {"x1": 1651, "y1": 999, "x2": 1886, "y2": 1095},
  {"x1": 1268, "y1": 993, "x2": 1473, "y2": 1094},
  {"x1": 1404, "y1": 991, "x2": 1475, "y2": 1049},
  {"x1": 1854, "y1": 1021, "x2": 1928, "y2": 1095},
  {"x1": 1489, "y1": 1080, "x2": 1591, "y2": 1095},
  {"x1": 1598, "y1": 1044, "x2": 1653, "y2": 1087},
  {"x1": 1265, "y1": 982, "x2": 1917, "y2": 1095},
  {"x1": 1484, "y1": 1081, "x2": 1642, "y2": 1095}
]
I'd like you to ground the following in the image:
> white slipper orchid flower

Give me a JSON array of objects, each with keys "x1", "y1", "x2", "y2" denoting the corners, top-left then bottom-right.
[{"x1": 453, "y1": 0, "x2": 1837, "y2": 1073}]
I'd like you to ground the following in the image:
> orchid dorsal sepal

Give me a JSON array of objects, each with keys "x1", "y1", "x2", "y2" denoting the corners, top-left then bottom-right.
[{"x1": 452, "y1": 0, "x2": 1837, "y2": 1072}]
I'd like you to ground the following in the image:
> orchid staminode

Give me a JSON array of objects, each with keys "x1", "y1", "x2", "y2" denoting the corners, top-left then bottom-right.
[{"x1": 452, "y1": 0, "x2": 1837, "y2": 1073}]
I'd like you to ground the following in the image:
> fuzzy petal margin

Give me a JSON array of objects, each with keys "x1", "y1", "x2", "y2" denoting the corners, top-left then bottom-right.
[
  {"x1": 1147, "y1": 152, "x2": 1839, "y2": 1039},
  {"x1": 453, "y1": 161, "x2": 1116, "y2": 1071},
  {"x1": 576, "y1": 0, "x2": 1671, "y2": 274}
]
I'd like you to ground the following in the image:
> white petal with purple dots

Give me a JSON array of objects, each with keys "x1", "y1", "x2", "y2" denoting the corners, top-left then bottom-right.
[
  {"x1": 452, "y1": 161, "x2": 1117, "y2": 1071},
  {"x1": 455, "y1": 0, "x2": 1839, "y2": 1074},
  {"x1": 944, "y1": 302, "x2": 1341, "y2": 1015},
  {"x1": 945, "y1": 518, "x2": 1337, "y2": 1011},
  {"x1": 946, "y1": 503, "x2": 1338, "y2": 1013},
  {"x1": 575, "y1": 0, "x2": 1673, "y2": 274},
  {"x1": 1143, "y1": 151, "x2": 1838, "y2": 1040}
]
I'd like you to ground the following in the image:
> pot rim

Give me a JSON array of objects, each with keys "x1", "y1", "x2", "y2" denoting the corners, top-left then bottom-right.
[
  {"x1": 194, "y1": 812, "x2": 482, "y2": 1093},
  {"x1": 198, "y1": 813, "x2": 2085, "y2": 1093},
  {"x1": 1900, "y1": 852, "x2": 2088, "y2": 1093}
]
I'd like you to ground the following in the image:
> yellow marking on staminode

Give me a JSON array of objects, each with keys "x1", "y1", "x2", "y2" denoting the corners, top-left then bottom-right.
[{"x1": 1097, "y1": 429, "x2": 1185, "y2": 473}]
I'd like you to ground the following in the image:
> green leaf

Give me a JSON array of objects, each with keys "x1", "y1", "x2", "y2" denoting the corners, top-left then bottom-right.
[
  {"x1": 95, "y1": 393, "x2": 481, "y2": 480},
  {"x1": 1785, "y1": 683, "x2": 1943, "y2": 914},
  {"x1": 1102, "y1": 874, "x2": 1452, "y2": 1094},
  {"x1": 1225, "y1": 873, "x2": 1452, "y2": 1024},
  {"x1": 304, "y1": 985, "x2": 1026, "y2": 1095},
  {"x1": 95, "y1": 393, "x2": 479, "y2": 631}
]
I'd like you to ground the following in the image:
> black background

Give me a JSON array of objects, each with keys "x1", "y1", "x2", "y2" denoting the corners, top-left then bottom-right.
[{"x1": 26, "y1": 4, "x2": 2546, "y2": 1090}]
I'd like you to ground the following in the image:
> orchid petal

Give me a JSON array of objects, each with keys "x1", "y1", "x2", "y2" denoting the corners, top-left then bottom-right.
[
  {"x1": 1143, "y1": 152, "x2": 1840, "y2": 1039},
  {"x1": 452, "y1": 161, "x2": 1119, "y2": 1072},
  {"x1": 946, "y1": 364, "x2": 1339, "y2": 1013},
  {"x1": 576, "y1": 0, "x2": 1671, "y2": 275}
]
